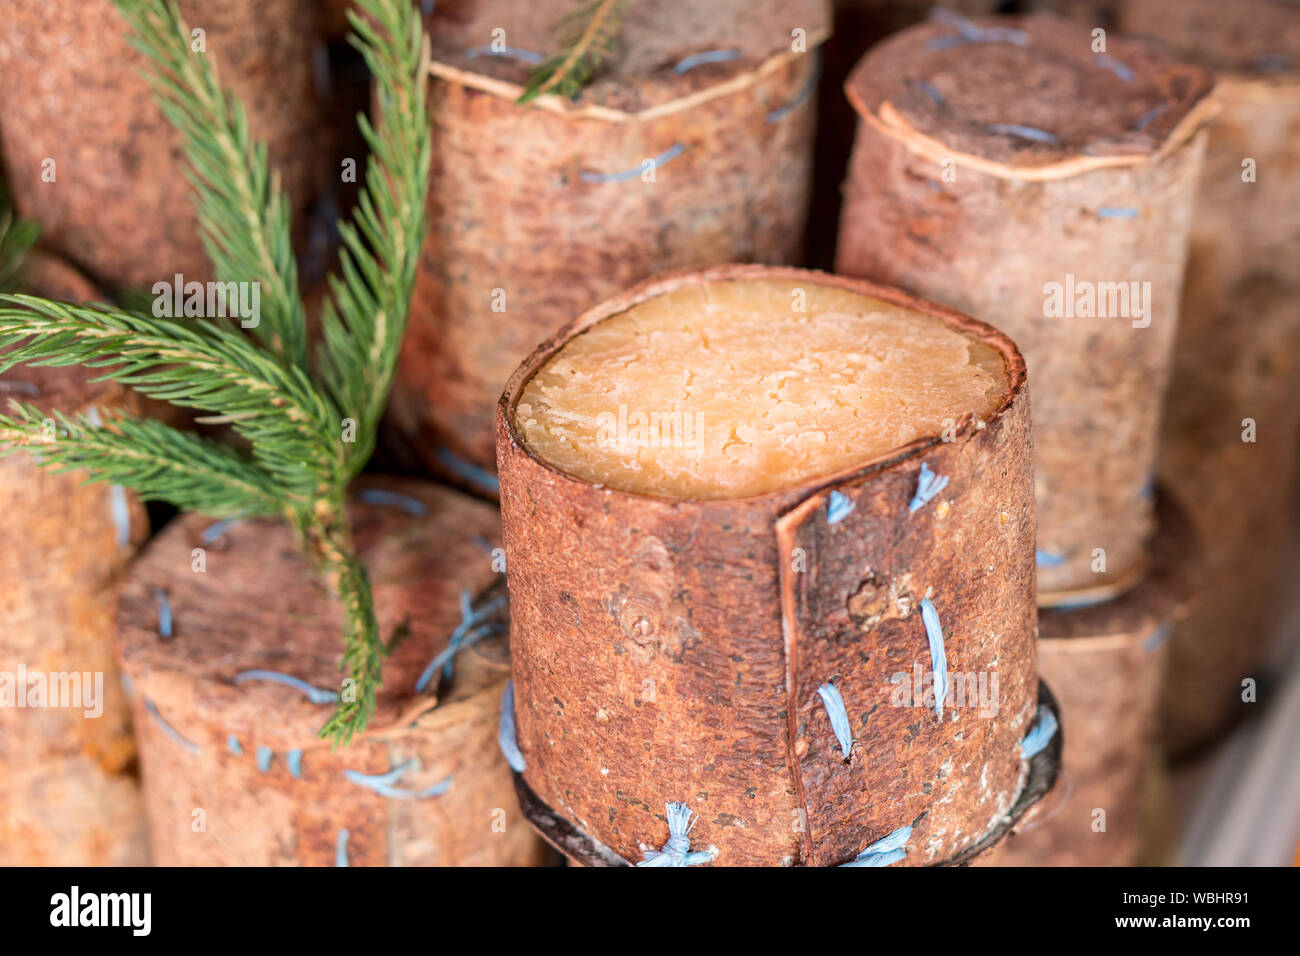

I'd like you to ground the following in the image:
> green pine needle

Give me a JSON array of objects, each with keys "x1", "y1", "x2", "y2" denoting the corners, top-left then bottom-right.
[
  {"x1": 517, "y1": 0, "x2": 628, "y2": 104},
  {"x1": 0, "y1": 0, "x2": 433, "y2": 745}
]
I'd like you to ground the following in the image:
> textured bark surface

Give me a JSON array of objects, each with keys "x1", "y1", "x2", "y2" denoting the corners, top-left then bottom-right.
[
  {"x1": 0, "y1": 0, "x2": 327, "y2": 287},
  {"x1": 836, "y1": 14, "x2": 1213, "y2": 599},
  {"x1": 115, "y1": 479, "x2": 551, "y2": 866},
  {"x1": 810, "y1": 1, "x2": 1002, "y2": 269},
  {"x1": 392, "y1": 0, "x2": 828, "y2": 484},
  {"x1": 498, "y1": 264, "x2": 1041, "y2": 866},
  {"x1": 1118, "y1": 0, "x2": 1300, "y2": 754},
  {"x1": 0, "y1": 363, "x2": 150, "y2": 866},
  {"x1": 977, "y1": 490, "x2": 1198, "y2": 867}
]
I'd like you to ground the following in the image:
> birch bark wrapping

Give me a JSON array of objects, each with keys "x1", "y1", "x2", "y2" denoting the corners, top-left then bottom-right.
[
  {"x1": 113, "y1": 480, "x2": 550, "y2": 866},
  {"x1": 0, "y1": 362, "x2": 149, "y2": 865},
  {"x1": 391, "y1": 0, "x2": 830, "y2": 484},
  {"x1": 834, "y1": 13, "x2": 1215, "y2": 602},
  {"x1": 498, "y1": 265, "x2": 1047, "y2": 866},
  {"x1": 0, "y1": 0, "x2": 327, "y2": 286},
  {"x1": 1118, "y1": 0, "x2": 1300, "y2": 753}
]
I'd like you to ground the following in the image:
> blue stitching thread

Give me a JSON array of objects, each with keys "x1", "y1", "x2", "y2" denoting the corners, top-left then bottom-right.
[
  {"x1": 1020, "y1": 707, "x2": 1058, "y2": 759},
  {"x1": 827, "y1": 490, "x2": 855, "y2": 524},
  {"x1": 580, "y1": 143, "x2": 685, "y2": 184},
  {"x1": 637, "y1": 803, "x2": 718, "y2": 866},
  {"x1": 415, "y1": 588, "x2": 508, "y2": 692},
  {"x1": 234, "y1": 670, "x2": 339, "y2": 705},
  {"x1": 1135, "y1": 103, "x2": 1167, "y2": 131},
  {"x1": 499, "y1": 680, "x2": 526, "y2": 772},
  {"x1": 464, "y1": 45, "x2": 544, "y2": 64},
  {"x1": 1143, "y1": 622, "x2": 1173, "y2": 652},
  {"x1": 840, "y1": 824, "x2": 912, "y2": 867},
  {"x1": 287, "y1": 749, "x2": 304, "y2": 779},
  {"x1": 674, "y1": 49, "x2": 742, "y2": 74},
  {"x1": 926, "y1": 10, "x2": 1028, "y2": 50},
  {"x1": 1098, "y1": 206, "x2": 1139, "y2": 219},
  {"x1": 816, "y1": 683, "x2": 853, "y2": 759},
  {"x1": 1035, "y1": 549, "x2": 1066, "y2": 567},
  {"x1": 0, "y1": 381, "x2": 39, "y2": 396},
  {"x1": 144, "y1": 699, "x2": 199, "y2": 753},
  {"x1": 908, "y1": 462, "x2": 949, "y2": 513},
  {"x1": 986, "y1": 123, "x2": 1060, "y2": 145},
  {"x1": 336, "y1": 829, "x2": 350, "y2": 867},
  {"x1": 200, "y1": 517, "x2": 244, "y2": 544},
  {"x1": 909, "y1": 78, "x2": 946, "y2": 106},
  {"x1": 344, "y1": 758, "x2": 453, "y2": 799},
  {"x1": 766, "y1": 53, "x2": 821, "y2": 124},
  {"x1": 1095, "y1": 53, "x2": 1136, "y2": 83},
  {"x1": 921, "y1": 598, "x2": 948, "y2": 719},
  {"x1": 154, "y1": 588, "x2": 173, "y2": 639},
  {"x1": 256, "y1": 746, "x2": 273, "y2": 773},
  {"x1": 357, "y1": 487, "x2": 427, "y2": 516},
  {"x1": 110, "y1": 485, "x2": 131, "y2": 548},
  {"x1": 227, "y1": 734, "x2": 242, "y2": 756},
  {"x1": 434, "y1": 447, "x2": 500, "y2": 493}
]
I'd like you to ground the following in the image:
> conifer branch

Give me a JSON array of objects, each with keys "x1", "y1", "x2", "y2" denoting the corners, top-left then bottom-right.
[
  {"x1": 518, "y1": 0, "x2": 628, "y2": 104},
  {"x1": 0, "y1": 182, "x2": 39, "y2": 294},
  {"x1": 0, "y1": 404, "x2": 284, "y2": 517},
  {"x1": 113, "y1": 0, "x2": 308, "y2": 369}
]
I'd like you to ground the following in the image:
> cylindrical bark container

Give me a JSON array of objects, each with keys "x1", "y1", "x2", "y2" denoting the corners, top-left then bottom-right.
[
  {"x1": 0, "y1": 0, "x2": 327, "y2": 287},
  {"x1": 809, "y1": 1, "x2": 1002, "y2": 269},
  {"x1": 835, "y1": 13, "x2": 1216, "y2": 603},
  {"x1": 391, "y1": 0, "x2": 830, "y2": 491},
  {"x1": 114, "y1": 478, "x2": 552, "y2": 867},
  {"x1": 976, "y1": 489, "x2": 1199, "y2": 867},
  {"x1": 497, "y1": 264, "x2": 1057, "y2": 867},
  {"x1": 1117, "y1": 1, "x2": 1300, "y2": 753},
  {"x1": 0, "y1": 362, "x2": 150, "y2": 866}
]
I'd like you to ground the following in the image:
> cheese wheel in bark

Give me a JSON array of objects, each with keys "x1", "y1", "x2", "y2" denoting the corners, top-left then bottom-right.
[
  {"x1": 976, "y1": 490, "x2": 1198, "y2": 867},
  {"x1": 498, "y1": 264, "x2": 1049, "y2": 867},
  {"x1": 1118, "y1": 0, "x2": 1300, "y2": 753},
  {"x1": 834, "y1": 13, "x2": 1215, "y2": 602},
  {"x1": 390, "y1": 0, "x2": 830, "y2": 491},
  {"x1": 0, "y1": 362, "x2": 150, "y2": 865},
  {"x1": 0, "y1": 0, "x2": 327, "y2": 287},
  {"x1": 114, "y1": 479, "x2": 551, "y2": 867}
]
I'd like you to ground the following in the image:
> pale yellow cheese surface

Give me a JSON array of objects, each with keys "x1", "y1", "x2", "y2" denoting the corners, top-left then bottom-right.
[{"x1": 515, "y1": 279, "x2": 1008, "y2": 499}]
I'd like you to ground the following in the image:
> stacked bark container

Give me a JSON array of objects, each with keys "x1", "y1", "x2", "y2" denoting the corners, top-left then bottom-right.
[{"x1": 0, "y1": 0, "x2": 1294, "y2": 868}]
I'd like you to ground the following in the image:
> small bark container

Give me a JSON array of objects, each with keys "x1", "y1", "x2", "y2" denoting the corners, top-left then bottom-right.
[
  {"x1": 497, "y1": 264, "x2": 1054, "y2": 867},
  {"x1": 1118, "y1": 1, "x2": 1300, "y2": 753},
  {"x1": 835, "y1": 13, "x2": 1216, "y2": 603},
  {"x1": 976, "y1": 490, "x2": 1198, "y2": 867},
  {"x1": 0, "y1": 362, "x2": 150, "y2": 866},
  {"x1": 391, "y1": 0, "x2": 830, "y2": 489},
  {"x1": 114, "y1": 479, "x2": 551, "y2": 867},
  {"x1": 0, "y1": 0, "x2": 327, "y2": 287}
]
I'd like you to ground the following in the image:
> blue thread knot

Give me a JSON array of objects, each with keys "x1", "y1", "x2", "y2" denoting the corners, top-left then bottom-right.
[
  {"x1": 637, "y1": 803, "x2": 718, "y2": 867},
  {"x1": 908, "y1": 462, "x2": 949, "y2": 513},
  {"x1": 816, "y1": 683, "x2": 853, "y2": 759},
  {"x1": 841, "y1": 824, "x2": 912, "y2": 867}
]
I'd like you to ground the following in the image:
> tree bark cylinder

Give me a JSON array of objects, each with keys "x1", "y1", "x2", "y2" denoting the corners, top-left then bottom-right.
[
  {"x1": 390, "y1": 0, "x2": 830, "y2": 491},
  {"x1": 0, "y1": 0, "x2": 327, "y2": 287},
  {"x1": 834, "y1": 13, "x2": 1216, "y2": 604},
  {"x1": 975, "y1": 490, "x2": 1198, "y2": 867},
  {"x1": 1117, "y1": 0, "x2": 1300, "y2": 754},
  {"x1": 497, "y1": 264, "x2": 1053, "y2": 867},
  {"x1": 0, "y1": 359, "x2": 150, "y2": 865},
  {"x1": 114, "y1": 479, "x2": 551, "y2": 867}
]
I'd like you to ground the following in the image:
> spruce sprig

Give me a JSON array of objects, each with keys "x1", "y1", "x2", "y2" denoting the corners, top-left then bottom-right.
[
  {"x1": 0, "y1": 0, "x2": 432, "y2": 744},
  {"x1": 517, "y1": 0, "x2": 629, "y2": 104}
]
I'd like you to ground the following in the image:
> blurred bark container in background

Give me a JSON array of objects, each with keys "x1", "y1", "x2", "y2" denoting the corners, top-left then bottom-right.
[
  {"x1": 0, "y1": 0, "x2": 327, "y2": 288},
  {"x1": 1117, "y1": 0, "x2": 1300, "y2": 755},
  {"x1": 114, "y1": 479, "x2": 551, "y2": 867},
  {"x1": 977, "y1": 490, "x2": 1198, "y2": 867},
  {"x1": 0, "y1": 265, "x2": 150, "y2": 864},
  {"x1": 835, "y1": 13, "x2": 1216, "y2": 605},
  {"x1": 391, "y1": 0, "x2": 829, "y2": 492},
  {"x1": 496, "y1": 265, "x2": 1056, "y2": 867}
]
